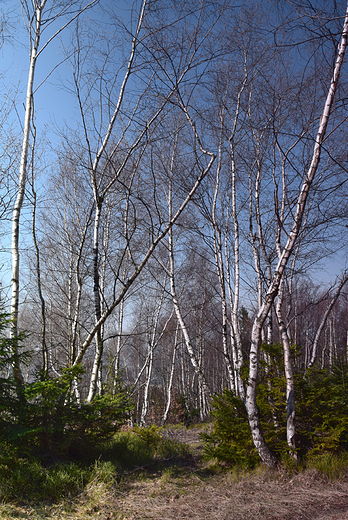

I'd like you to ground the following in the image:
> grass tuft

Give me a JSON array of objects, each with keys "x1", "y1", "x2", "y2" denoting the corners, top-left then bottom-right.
[{"x1": 306, "y1": 451, "x2": 348, "y2": 480}]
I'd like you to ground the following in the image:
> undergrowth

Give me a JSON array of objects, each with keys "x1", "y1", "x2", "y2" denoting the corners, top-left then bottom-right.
[
  {"x1": 306, "y1": 451, "x2": 348, "y2": 480},
  {"x1": 0, "y1": 426, "x2": 193, "y2": 504}
]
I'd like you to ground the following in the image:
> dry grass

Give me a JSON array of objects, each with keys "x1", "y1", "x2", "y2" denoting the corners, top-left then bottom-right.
[
  {"x1": 1, "y1": 426, "x2": 348, "y2": 520},
  {"x1": 104, "y1": 468, "x2": 348, "y2": 520}
]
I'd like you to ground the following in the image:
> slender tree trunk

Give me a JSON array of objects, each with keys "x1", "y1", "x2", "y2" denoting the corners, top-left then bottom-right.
[
  {"x1": 11, "y1": 0, "x2": 47, "y2": 394},
  {"x1": 229, "y1": 135, "x2": 245, "y2": 400},
  {"x1": 167, "y1": 158, "x2": 210, "y2": 419},
  {"x1": 245, "y1": 6, "x2": 348, "y2": 466},
  {"x1": 30, "y1": 126, "x2": 48, "y2": 374},
  {"x1": 162, "y1": 321, "x2": 178, "y2": 425},
  {"x1": 273, "y1": 138, "x2": 297, "y2": 459},
  {"x1": 329, "y1": 316, "x2": 334, "y2": 372},
  {"x1": 87, "y1": 198, "x2": 104, "y2": 403},
  {"x1": 114, "y1": 296, "x2": 124, "y2": 385},
  {"x1": 139, "y1": 279, "x2": 168, "y2": 426},
  {"x1": 169, "y1": 228, "x2": 210, "y2": 420},
  {"x1": 211, "y1": 146, "x2": 235, "y2": 392},
  {"x1": 276, "y1": 278, "x2": 297, "y2": 459},
  {"x1": 140, "y1": 343, "x2": 153, "y2": 427},
  {"x1": 307, "y1": 272, "x2": 348, "y2": 369}
]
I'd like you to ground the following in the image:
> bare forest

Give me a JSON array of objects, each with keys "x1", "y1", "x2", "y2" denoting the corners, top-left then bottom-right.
[{"x1": 1, "y1": 0, "x2": 348, "y2": 471}]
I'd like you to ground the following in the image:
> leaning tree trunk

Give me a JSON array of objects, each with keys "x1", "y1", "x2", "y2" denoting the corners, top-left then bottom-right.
[
  {"x1": 245, "y1": 5, "x2": 348, "y2": 467},
  {"x1": 276, "y1": 277, "x2": 296, "y2": 459},
  {"x1": 307, "y1": 271, "x2": 348, "y2": 369}
]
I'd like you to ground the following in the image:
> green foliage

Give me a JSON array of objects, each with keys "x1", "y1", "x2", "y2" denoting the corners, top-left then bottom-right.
[
  {"x1": 0, "y1": 304, "x2": 133, "y2": 466},
  {"x1": 202, "y1": 344, "x2": 289, "y2": 467},
  {"x1": 203, "y1": 345, "x2": 348, "y2": 467},
  {"x1": 295, "y1": 364, "x2": 348, "y2": 456},
  {"x1": 0, "y1": 312, "x2": 29, "y2": 434},
  {"x1": 98, "y1": 426, "x2": 192, "y2": 472},
  {"x1": 0, "y1": 446, "x2": 90, "y2": 502},
  {"x1": 0, "y1": 428, "x2": 192, "y2": 503},
  {"x1": 0, "y1": 309, "x2": 189, "y2": 504},
  {"x1": 15, "y1": 367, "x2": 133, "y2": 462},
  {"x1": 306, "y1": 451, "x2": 348, "y2": 480},
  {"x1": 0, "y1": 448, "x2": 120, "y2": 502},
  {"x1": 201, "y1": 390, "x2": 259, "y2": 468},
  {"x1": 133, "y1": 424, "x2": 163, "y2": 451},
  {"x1": 99, "y1": 430, "x2": 152, "y2": 469},
  {"x1": 0, "y1": 334, "x2": 132, "y2": 464},
  {"x1": 132, "y1": 424, "x2": 189, "y2": 460}
]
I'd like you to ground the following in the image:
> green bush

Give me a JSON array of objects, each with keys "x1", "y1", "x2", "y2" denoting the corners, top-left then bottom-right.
[
  {"x1": 132, "y1": 424, "x2": 189, "y2": 460},
  {"x1": 0, "y1": 304, "x2": 133, "y2": 465},
  {"x1": 203, "y1": 346, "x2": 348, "y2": 466},
  {"x1": 0, "y1": 452, "x2": 90, "y2": 502},
  {"x1": 0, "y1": 310, "x2": 189, "y2": 504},
  {"x1": 0, "y1": 312, "x2": 29, "y2": 434},
  {"x1": 295, "y1": 365, "x2": 348, "y2": 456},
  {"x1": 16, "y1": 367, "x2": 133, "y2": 463},
  {"x1": 202, "y1": 390, "x2": 259, "y2": 468}
]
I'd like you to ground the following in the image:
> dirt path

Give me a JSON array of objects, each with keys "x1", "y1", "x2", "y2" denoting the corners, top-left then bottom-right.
[
  {"x1": 110, "y1": 427, "x2": 348, "y2": 520},
  {"x1": 112, "y1": 471, "x2": 348, "y2": 520},
  {"x1": 1, "y1": 427, "x2": 348, "y2": 519}
]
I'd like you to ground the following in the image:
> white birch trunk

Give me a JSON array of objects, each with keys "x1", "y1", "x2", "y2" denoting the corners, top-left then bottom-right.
[
  {"x1": 71, "y1": 0, "x2": 216, "y2": 378},
  {"x1": 114, "y1": 296, "x2": 125, "y2": 384},
  {"x1": 274, "y1": 138, "x2": 297, "y2": 459},
  {"x1": 140, "y1": 345, "x2": 153, "y2": 427},
  {"x1": 212, "y1": 70, "x2": 247, "y2": 399},
  {"x1": 11, "y1": 0, "x2": 98, "y2": 391},
  {"x1": 162, "y1": 321, "x2": 178, "y2": 425},
  {"x1": 245, "y1": 6, "x2": 348, "y2": 466},
  {"x1": 307, "y1": 272, "x2": 348, "y2": 369},
  {"x1": 329, "y1": 317, "x2": 333, "y2": 371},
  {"x1": 276, "y1": 278, "x2": 297, "y2": 458},
  {"x1": 139, "y1": 279, "x2": 168, "y2": 426},
  {"x1": 229, "y1": 129, "x2": 245, "y2": 401},
  {"x1": 87, "y1": 198, "x2": 104, "y2": 403},
  {"x1": 211, "y1": 145, "x2": 235, "y2": 392},
  {"x1": 168, "y1": 225, "x2": 210, "y2": 420},
  {"x1": 11, "y1": 0, "x2": 47, "y2": 392},
  {"x1": 30, "y1": 131, "x2": 48, "y2": 373},
  {"x1": 166, "y1": 153, "x2": 210, "y2": 417}
]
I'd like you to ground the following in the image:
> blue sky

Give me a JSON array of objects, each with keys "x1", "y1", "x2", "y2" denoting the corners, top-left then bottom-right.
[
  {"x1": 0, "y1": 0, "x2": 108, "y2": 293},
  {"x1": 1, "y1": 1, "x2": 88, "y2": 146},
  {"x1": 0, "y1": 0, "x2": 346, "y2": 298}
]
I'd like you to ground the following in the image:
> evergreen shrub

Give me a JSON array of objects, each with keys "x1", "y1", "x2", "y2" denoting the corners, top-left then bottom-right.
[{"x1": 203, "y1": 344, "x2": 348, "y2": 466}]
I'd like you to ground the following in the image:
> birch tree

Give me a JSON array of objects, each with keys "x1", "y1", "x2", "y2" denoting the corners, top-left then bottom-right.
[
  {"x1": 307, "y1": 272, "x2": 348, "y2": 369},
  {"x1": 10, "y1": 0, "x2": 98, "y2": 393},
  {"x1": 64, "y1": 1, "x2": 218, "y2": 400},
  {"x1": 244, "y1": 2, "x2": 348, "y2": 466}
]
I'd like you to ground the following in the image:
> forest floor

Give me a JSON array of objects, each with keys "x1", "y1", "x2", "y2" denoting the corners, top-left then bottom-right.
[{"x1": 1, "y1": 426, "x2": 348, "y2": 520}]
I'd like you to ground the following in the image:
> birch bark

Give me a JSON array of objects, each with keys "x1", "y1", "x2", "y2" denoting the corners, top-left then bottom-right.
[
  {"x1": 245, "y1": 4, "x2": 348, "y2": 466},
  {"x1": 10, "y1": 0, "x2": 98, "y2": 392},
  {"x1": 307, "y1": 272, "x2": 348, "y2": 369},
  {"x1": 162, "y1": 321, "x2": 179, "y2": 425},
  {"x1": 71, "y1": 1, "x2": 216, "y2": 388},
  {"x1": 11, "y1": 0, "x2": 47, "y2": 393}
]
